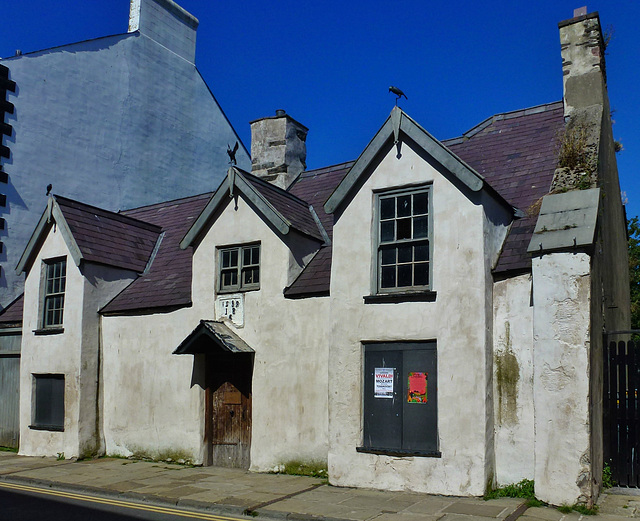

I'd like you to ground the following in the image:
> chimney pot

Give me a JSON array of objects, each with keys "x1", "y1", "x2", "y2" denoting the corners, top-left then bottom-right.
[
  {"x1": 573, "y1": 6, "x2": 587, "y2": 18},
  {"x1": 275, "y1": 109, "x2": 286, "y2": 117}
]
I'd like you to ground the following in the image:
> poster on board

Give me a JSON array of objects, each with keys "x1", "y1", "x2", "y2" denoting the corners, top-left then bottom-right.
[
  {"x1": 407, "y1": 371, "x2": 428, "y2": 403},
  {"x1": 374, "y1": 368, "x2": 394, "y2": 398}
]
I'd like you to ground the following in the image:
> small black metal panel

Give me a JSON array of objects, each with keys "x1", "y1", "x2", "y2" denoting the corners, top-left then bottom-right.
[
  {"x1": 363, "y1": 342, "x2": 437, "y2": 454},
  {"x1": 33, "y1": 375, "x2": 65, "y2": 430}
]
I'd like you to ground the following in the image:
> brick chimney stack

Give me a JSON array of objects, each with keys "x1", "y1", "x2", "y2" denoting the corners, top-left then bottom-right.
[
  {"x1": 558, "y1": 8, "x2": 606, "y2": 119},
  {"x1": 250, "y1": 111, "x2": 308, "y2": 190}
]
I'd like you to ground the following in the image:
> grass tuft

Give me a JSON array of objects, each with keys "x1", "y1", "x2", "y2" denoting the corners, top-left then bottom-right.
[{"x1": 485, "y1": 479, "x2": 536, "y2": 500}]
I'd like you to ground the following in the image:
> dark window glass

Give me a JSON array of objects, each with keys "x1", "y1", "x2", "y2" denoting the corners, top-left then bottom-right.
[
  {"x1": 381, "y1": 266, "x2": 396, "y2": 288},
  {"x1": 397, "y1": 195, "x2": 411, "y2": 217},
  {"x1": 381, "y1": 247, "x2": 396, "y2": 266},
  {"x1": 380, "y1": 221, "x2": 395, "y2": 242},
  {"x1": 413, "y1": 193, "x2": 428, "y2": 215},
  {"x1": 380, "y1": 198, "x2": 395, "y2": 220},
  {"x1": 397, "y1": 265, "x2": 412, "y2": 287},
  {"x1": 414, "y1": 216, "x2": 428, "y2": 239},
  {"x1": 43, "y1": 259, "x2": 66, "y2": 328},
  {"x1": 219, "y1": 245, "x2": 260, "y2": 292},
  {"x1": 377, "y1": 188, "x2": 430, "y2": 292},
  {"x1": 398, "y1": 245, "x2": 412, "y2": 263}
]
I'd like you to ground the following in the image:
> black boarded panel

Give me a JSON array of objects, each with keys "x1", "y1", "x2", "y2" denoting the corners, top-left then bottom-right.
[
  {"x1": 363, "y1": 348, "x2": 402, "y2": 450},
  {"x1": 403, "y1": 345, "x2": 437, "y2": 452}
]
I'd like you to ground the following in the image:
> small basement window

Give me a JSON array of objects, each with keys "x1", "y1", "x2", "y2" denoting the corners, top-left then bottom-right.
[{"x1": 31, "y1": 374, "x2": 65, "y2": 431}]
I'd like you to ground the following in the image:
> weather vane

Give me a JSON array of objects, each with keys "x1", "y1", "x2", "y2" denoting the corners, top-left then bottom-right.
[{"x1": 389, "y1": 86, "x2": 407, "y2": 106}]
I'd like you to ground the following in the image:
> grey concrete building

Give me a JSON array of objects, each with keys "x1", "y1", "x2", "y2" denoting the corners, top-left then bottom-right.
[{"x1": 0, "y1": 0, "x2": 250, "y2": 309}]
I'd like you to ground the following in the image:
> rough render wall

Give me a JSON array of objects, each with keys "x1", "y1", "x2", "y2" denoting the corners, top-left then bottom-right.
[
  {"x1": 532, "y1": 252, "x2": 592, "y2": 505},
  {"x1": 557, "y1": 14, "x2": 630, "y2": 502},
  {"x1": 482, "y1": 192, "x2": 511, "y2": 488},
  {"x1": 327, "y1": 141, "x2": 510, "y2": 495},
  {"x1": 191, "y1": 196, "x2": 329, "y2": 470},
  {"x1": 101, "y1": 195, "x2": 329, "y2": 467},
  {"x1": 0, "y1": 30, "x2": 249, "y2": 308},
  {"x1": 18, "y1": 225, "x2": 137, "y2": 459},
  {"x1": 492, "y1": 274, "x2": 534, "y2": 485},
  {"x1": 101, "y1": 309, "x2": 206, "y2": 463}
]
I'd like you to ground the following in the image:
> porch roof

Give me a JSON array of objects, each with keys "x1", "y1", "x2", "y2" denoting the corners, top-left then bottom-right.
[{"x1": 173, "y1": 320, "x2": 254, "y2": 355}]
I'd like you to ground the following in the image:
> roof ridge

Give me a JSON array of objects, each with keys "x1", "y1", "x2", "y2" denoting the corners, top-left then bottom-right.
[
  {"x1": 297, "y1": 161, "x2": 356, "y2": 178},
  {"x1": 121, "y1": 191, "x2": 214, "y2": 214},
  {"x1": 54, "y1": 195, "x2": 162, "y2": 232},
  {"x1": 1, "y1": 32, "x2": 132, "y2": 61},
  {"x1": 442, "y1": 101, "x2": 564, "y2": 144},
  {"x1": 241, "y1": 169, "x2": 312, "y2": 208}
]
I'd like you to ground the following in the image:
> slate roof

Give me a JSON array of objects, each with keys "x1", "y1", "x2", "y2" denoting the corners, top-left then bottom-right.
[
  {"x1": 0, "y1": 293, "x2": 24, "y2": 326},
  {"x1": 284, "y1": 162, "x2": 353, "y2": 298},
  {"x1": 443, "y1": 102, "x2": 564, "y2": 274},
  {"x1": 55, "y1": 196, "x2": 162, "y2": 273},
  {"x1": 100, "y1": 192, "x2": 213, "y2": 314},
  {"x1": 242, "y1": 171, "x2": 324, "y2": 241}
]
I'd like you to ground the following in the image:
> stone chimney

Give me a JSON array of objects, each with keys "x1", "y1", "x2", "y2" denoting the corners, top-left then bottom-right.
[
  {"x1": 558, "y1": 8, "x2": 606, "y2": 119},
  {"x1": 128, "y1": 0, "x2": 199, "y2": 64},
  {"x1": 250, "y1": 110, "x2": 308, "y2": 190}
]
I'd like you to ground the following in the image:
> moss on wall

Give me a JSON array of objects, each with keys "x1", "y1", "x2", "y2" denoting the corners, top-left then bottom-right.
[{"x1": 495, "y1": 322, "x2": 520, "y2": 426}]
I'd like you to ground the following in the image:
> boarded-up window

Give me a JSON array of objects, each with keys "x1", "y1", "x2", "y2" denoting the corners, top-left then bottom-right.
[
  {"x1": 32, "y1": 374, "x2": 64, "y2": 431},
  {"x1": 361, "y1": 342, "x2": 438, "y2": 455}
]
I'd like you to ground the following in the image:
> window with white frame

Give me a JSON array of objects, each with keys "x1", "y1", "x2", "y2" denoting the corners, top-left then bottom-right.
[
  {"x1": 377, "y1": 186, "x2": 431, "y2": 292},
  {"x1": 42, "y1": 258, "x2": 66, "y2": 328},
  {"x1": 218, "y1": 244, "x2": 260, "y2": 292},
  {"x1": 31, "y1": 374, "x2": 65, "y2": 431}
]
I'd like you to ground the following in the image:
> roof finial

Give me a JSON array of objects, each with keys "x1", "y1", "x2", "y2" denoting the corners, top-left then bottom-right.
[{"x1": 389, "y1": 86, "x2": 407, "y2": 106}]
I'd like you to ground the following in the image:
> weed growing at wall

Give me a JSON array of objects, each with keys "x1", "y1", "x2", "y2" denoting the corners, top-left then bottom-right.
[
  {"x1": 0, "y1": 446, "x2": 18, "y2": 453},
  {"x1": 603, "y1": 461, "x2": 616, "y2": 489},
  {"x1": 559, "y1": 504, "x2": 599, "y2": 515},
  {"x1": 484, "y1": 479, "x2": 536, "y2": 501}
]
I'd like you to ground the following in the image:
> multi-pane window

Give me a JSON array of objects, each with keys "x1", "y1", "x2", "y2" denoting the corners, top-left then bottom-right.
[
  {"x1": 32, "y1": 374, "x2": 65, "y2": 431},
  {"x1": 219, "y1": 244, "x2": 260, "y2": 292},
  {"x1": 377, "y1": 187, "x2": 430, "y2": 292},
  {"x1": 43, "y1": 258, "x2": 66, "y2": 328}
]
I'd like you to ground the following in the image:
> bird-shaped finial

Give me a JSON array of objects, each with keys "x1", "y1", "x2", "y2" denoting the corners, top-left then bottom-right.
[
  {"x1": 227, "y1": 142, "x2": 239, "y2": 165},
  {"x1": 389, "y1": 86, "x2": 407, "y2": 106},
  {"x1": 46, "y1": 184, "x2": 52, "y2": 196}
]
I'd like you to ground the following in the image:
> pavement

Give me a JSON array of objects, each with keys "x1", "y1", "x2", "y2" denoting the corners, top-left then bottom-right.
[{"x1": 0, "y1": 451, "x2": 639, "y2": 521}]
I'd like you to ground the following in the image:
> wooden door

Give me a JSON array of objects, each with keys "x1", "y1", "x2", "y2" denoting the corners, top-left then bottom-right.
[{"x1": 206, "y1": 353, "x2": 252, "y2": 468}]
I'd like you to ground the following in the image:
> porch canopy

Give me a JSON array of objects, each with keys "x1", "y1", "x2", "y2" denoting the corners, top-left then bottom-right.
[{"x1": 173, "y1": 320, "x2": 254, "y2": 355}]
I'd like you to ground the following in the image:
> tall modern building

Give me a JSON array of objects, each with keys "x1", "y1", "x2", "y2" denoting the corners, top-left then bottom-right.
[{"x1": 0, "y1": 0, "x2": 250, "y2": 308}]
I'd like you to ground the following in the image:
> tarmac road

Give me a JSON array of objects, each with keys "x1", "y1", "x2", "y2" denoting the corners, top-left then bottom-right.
[{"x1": 0, "y1": 482, "x2": 240, "y2": 521}]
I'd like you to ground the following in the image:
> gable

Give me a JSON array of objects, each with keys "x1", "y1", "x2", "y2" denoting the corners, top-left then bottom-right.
[
  {"x1": 324, "y1": 107, "x2": 513, "y2": 217},
  {"x1": 180, "y1": 168, "x2": 325, "y2": 250},
  {"x1": 16, "y1": 196, "x2": 162, "y2": 275}
]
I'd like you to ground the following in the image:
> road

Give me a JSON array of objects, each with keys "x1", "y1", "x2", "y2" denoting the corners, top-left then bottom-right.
[{"x1": 0, "y1": 482, "x2": 238, "y2": 521}]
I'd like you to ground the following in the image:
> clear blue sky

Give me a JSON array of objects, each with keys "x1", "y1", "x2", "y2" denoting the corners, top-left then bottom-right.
[{"x1": 2, "y1": 1, "x2": 639, "y2": 216}]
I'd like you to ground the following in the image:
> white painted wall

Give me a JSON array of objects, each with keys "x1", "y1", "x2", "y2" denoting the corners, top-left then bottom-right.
[
  {"x1": 101, "y1": 194, "x2": 329, "y2": 468},
  {"x1": 493, "y1": 273, "x2": 534, "y2": 485},
  {"x1": 532, "y1": 252, "x2": 591, "y2": 505},
  {"x1": 19, "y1": 224, "x2": 136, "y2": 458},
  {"x1": 327, "y1": 141, "x2": 511, "y2": 495}
]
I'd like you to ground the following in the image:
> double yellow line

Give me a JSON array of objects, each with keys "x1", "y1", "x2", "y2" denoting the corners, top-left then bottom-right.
[{"x1": 0, "y1": 481, "x2": 243, "y2": 520}]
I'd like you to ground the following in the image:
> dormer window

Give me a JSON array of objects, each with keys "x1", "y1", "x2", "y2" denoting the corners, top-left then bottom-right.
[
  {"x1": 218, "y1": 244, "x2": 260, "y2": 293},
  {"x1": 42, "y1": 258, "x2": 66, "y2": 328},
  {"x1": 376, "y1": 186, "x2": 431, "y2": 293}
]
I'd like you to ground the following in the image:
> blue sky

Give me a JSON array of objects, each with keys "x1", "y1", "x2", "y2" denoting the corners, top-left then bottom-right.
[{"x1": 2, "y1": 1, "x2": 639, "y2": 217}]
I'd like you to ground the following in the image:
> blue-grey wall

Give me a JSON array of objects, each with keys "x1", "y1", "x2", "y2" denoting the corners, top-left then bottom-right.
[{"x1": 0, "y1": 0, "x2": 250, "y2": 308}]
